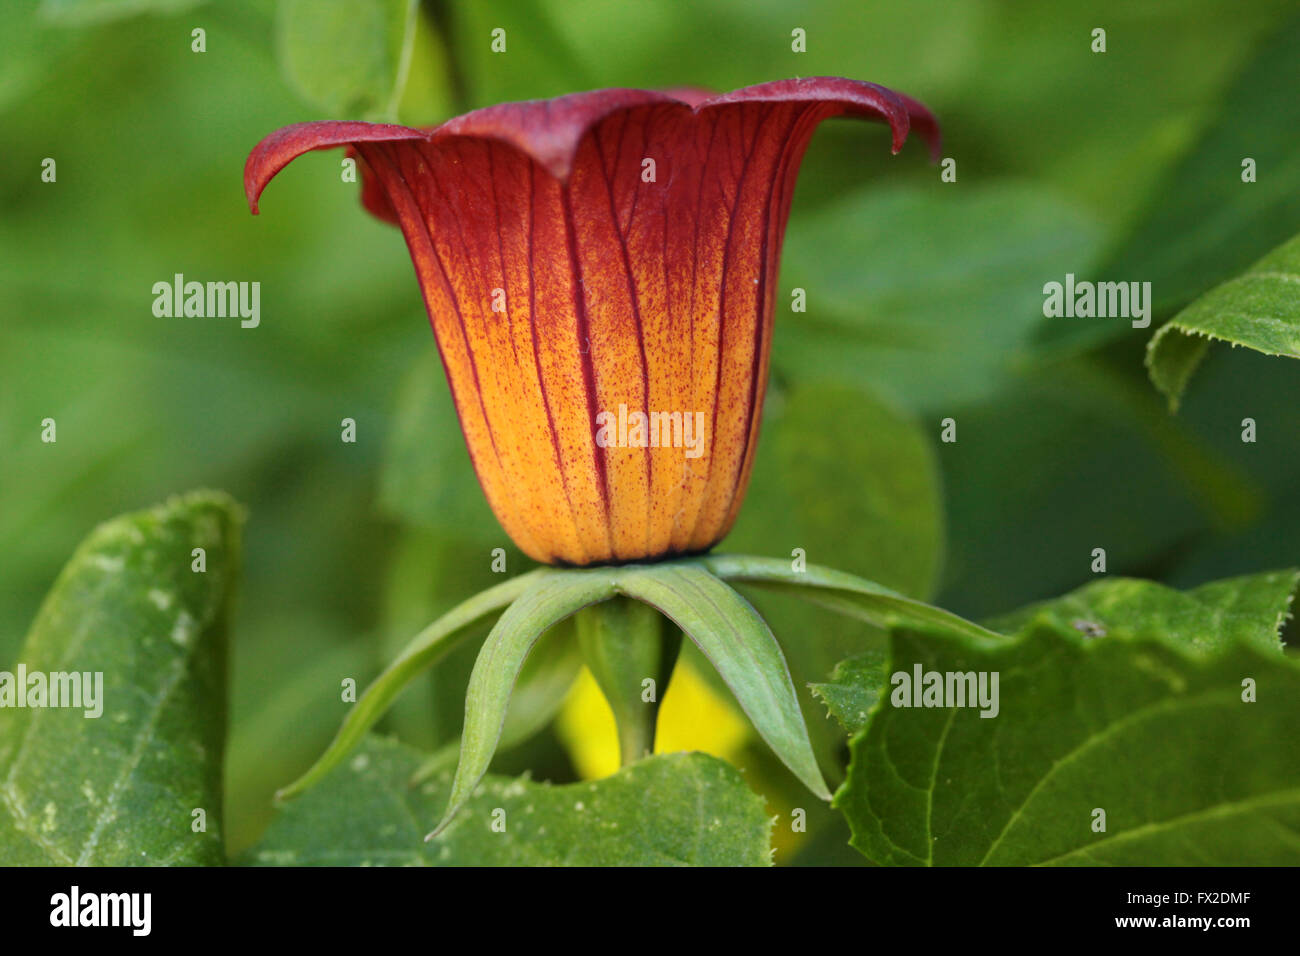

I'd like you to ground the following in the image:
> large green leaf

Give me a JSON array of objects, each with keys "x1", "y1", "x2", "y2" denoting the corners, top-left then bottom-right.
[
  {"x1": 0, "y1": 492, "x2": 240, "y2": 865},
  {"x1": 1147, "y1": 234, "x2": 1300, "y2": 411},
  {"x1": 986, "y1": 569, "x2": 1298, "y2": 654},
  {"x1": 276, "y1": 0, "x2": 419, "y2": 121},
  {"x1": 809, "y1": 649, "x2": 888, "y2": 737},
  {"x1": 1037, "y1": 11, "x2": 1300, "y2": 355},
  {"x1": 837, "y1": 622, "x2": 1300, "y2": 865},
  {"x1": 727, "y1": 381, "x2": 942, "y2": 599},
  {"x1": 935, "y1": 358, "x2": 1261, "y2": 620},
  {"x1": 776, "y1": 181, "x2": 1105, "y2": 410},
  {"x1": 244, "y1": 736, "x2": 771, "y2": 866}
]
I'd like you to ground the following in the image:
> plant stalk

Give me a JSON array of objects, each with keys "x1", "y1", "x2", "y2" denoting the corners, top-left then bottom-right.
[{"x1": 575, "y1": 597, "x2": 682, "y2": 767}]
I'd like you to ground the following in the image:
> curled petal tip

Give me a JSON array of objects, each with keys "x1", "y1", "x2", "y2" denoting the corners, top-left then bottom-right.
[
  {"x1": 898, "y1": 92, "x2": 943, "y2": 161},
  {"x1": 695, "y1": 76, "x2": 939, "y2": 162},
  {"x1": 243, "y1": 120, "x2": 427, "y2": 214}
]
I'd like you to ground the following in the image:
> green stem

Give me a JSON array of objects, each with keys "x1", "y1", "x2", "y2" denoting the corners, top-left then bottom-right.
[
  {"x1": 575, "y1": 597, "x2": 681, "y2": 767},
  {"x1": 422, "y1": 0, "x2": 470, "y2": 113}
]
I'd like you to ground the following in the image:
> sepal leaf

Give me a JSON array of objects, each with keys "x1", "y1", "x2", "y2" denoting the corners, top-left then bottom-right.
[
  {"x1": 614, "y1": 564, "x2": 832, "y2": 801},
  {"x1": 276, "y1": 569, "x2": 545, "y2": 802},
  {"x1": 433, "y1": 569, "x2": 619, "y2": 834},
  {"x1": 700, "y1": 554, "x2": 1002, "y2": 640}
]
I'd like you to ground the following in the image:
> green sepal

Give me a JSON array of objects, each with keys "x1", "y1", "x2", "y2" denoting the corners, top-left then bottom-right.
[
  {"x1": 430, "y1": 569, "x2": 620, "y2": 836},
  {"x1": 613, "y1": 564, "x2": 832, "y2": 801},
  {"x1": 274, "y1": 568, "x2": 546, "y2": 802},
  {"x1": 699, "y1": 554, "x2": 1002, "y2": 641}
]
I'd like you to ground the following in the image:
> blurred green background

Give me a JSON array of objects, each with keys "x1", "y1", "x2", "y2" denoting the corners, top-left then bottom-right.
[{"x1": 2, "y1": 0, "x2": 1297, "y2": 863}]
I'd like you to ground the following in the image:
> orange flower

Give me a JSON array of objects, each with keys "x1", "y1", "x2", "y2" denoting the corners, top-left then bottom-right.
[{"x1": 246, "y1": 79, "x2": 939, "y2": 565}]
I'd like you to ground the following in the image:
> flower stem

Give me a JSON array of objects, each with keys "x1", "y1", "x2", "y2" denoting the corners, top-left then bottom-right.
[
  {"x1": 575, "y1": 597, "x2": 681, "y2": 768},
  {"x1": 421, "y1": 0, "x2": 470, "y2": 114}
]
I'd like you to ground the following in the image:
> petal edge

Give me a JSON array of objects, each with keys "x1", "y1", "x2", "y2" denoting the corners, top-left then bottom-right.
[{"x1": 244, "y1": 120, "x2": 427, "y2": 214}]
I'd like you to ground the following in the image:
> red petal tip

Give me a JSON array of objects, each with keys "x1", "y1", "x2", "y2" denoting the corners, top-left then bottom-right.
[{"x1": 244, "y1": 120, "x2": 427, "y2": 214}]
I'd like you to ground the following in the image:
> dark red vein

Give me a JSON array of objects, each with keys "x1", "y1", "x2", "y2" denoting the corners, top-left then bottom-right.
[
  {"x1": 525, "y1": 162, "x2": 588, "y2": 562},
  {"x1": 560, "y1": 183, "x2": 615, "y2": 556},
  {"x1": 594, "y1": 121, "x2": 654, "y2": 556}
]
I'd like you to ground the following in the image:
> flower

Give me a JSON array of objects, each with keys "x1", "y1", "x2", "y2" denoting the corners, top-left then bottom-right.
[{"x1": 246, "y1": 78, "x2": 939, "y2": 566}]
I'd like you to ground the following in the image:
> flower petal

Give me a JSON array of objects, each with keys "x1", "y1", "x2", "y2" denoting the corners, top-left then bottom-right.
[
  {"x1": 697, "y1": 76, "x2": 942, "y2": 159},
  {"x1": 244, "y1": 120, "x2": 427, "y2": 214}
]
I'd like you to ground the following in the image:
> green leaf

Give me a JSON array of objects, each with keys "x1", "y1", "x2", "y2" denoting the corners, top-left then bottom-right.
[
  {"x1": 700, "y1": 554, "x2": 1002, "y2": 642},
  {"x1": 392, "y1": 1, "x2": 453, "y2": 124},
  {"x1": 1037, "y1": 11, "x2": 1300, "y2": 356},
  {"x1": 986, "y1": 569, "x2": 1298, "y2": 654},
  {"x1": 728, "y1": 381, "x2": 943, "y2": 599},
  {"x1": 837, "y1": 622, "x2": 1300, "y2": 865},
  {"x1": 244, "y1": 736, "x2": 771, "y2": 866},
  {"x1": 406, "y1": 618, "x2": 582, "y2": 790},
  {"x1": 435, "y1": 570, "x2": 619, "y2": 833},
  {"x1": 276, "y1": 0, "x2": 419, "y2": 121},
  {"x1": 777, "y1": 182, "x2": 1105, "y2": 410},
  {"x1": 935, "y1": 359, "x2": 1262, "y2": 619},
  {"x1": 810, "y1": 650, "x2": 888, "y2": 738},
  {"x1": 0, "y1": 491, "x2": 241, "y2": 866},
  {"x1": 1147, "y1": 234, "x2": 1300, "y2": 411},
  {"x1": 497, "y1": 616, "x2": 581, "y2": 750},
  {"x1": 613, "y1": 564, "x2": 830, "y2": 801},
  {"x1": 275, "y1": 568, "x2": 545, "y2": 803}
]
